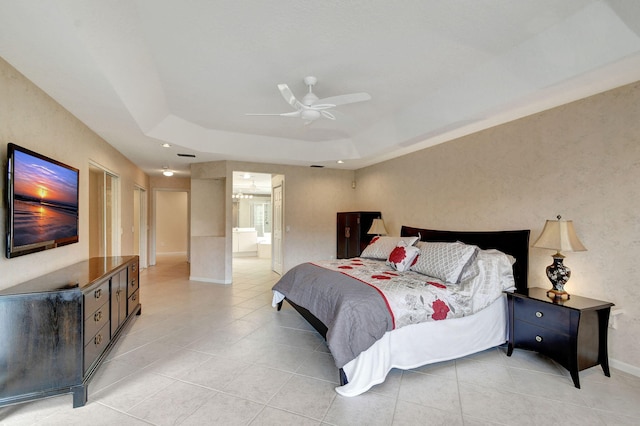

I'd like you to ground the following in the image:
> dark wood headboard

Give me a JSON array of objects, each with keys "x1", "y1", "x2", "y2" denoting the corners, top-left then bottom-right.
[{"x1": 401, "y1": 226, "x2": 530, "y2": 293}]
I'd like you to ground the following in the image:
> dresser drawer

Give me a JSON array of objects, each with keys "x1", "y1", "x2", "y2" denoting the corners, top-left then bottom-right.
[
  {"x1": 84, "y1": 301, "x2": 109, "y2": 346},
  {"x1": 127, "y1": 275, "x2": 139, "y2": 297},
  {"x1": 513, "y1": 296, "x2": 570, "y2": 331},
  {"x1": 84, "y1": 322, "x2": 110, "y2": 373},
  {"x1": 84, "y1": 279, "x2": 110, "y2": 316},
  {"x1": 127, "y1": 290, "x2": 140, "y2": 316}
]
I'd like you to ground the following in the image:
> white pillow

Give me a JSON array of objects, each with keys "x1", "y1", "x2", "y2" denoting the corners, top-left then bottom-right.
[
  {"x1": 386, "y1": 241, "x2": 420, "y2": 272},
  {"x1": 360, "y1": 236, "x2": 419, "y2": 260},
  {"x1": 411, "y1": 242, "x2": 478, "y2": 283}
]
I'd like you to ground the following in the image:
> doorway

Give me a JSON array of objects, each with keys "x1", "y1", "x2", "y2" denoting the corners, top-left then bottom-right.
[
  {"x1": 232, "y1": 171, "x2": 282, "y2": 275},
  {"x1": 152, "y1": 189, "x2": 189, "y2": 265}
]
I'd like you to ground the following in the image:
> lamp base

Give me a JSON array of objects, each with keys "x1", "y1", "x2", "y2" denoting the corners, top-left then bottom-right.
[
  {"x1": 547, "y1": 288, "x2": 570, "y2": 300},
  {"x1": 545, "y1": 251, "x2": 572, "y2": 296}
]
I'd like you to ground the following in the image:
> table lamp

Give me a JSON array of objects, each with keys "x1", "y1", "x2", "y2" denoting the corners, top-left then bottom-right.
[
  {"x1": 367, "y1": 218, "x2": 388, "y2": 236},
  {"x1": 533, "y1": 215, "x2": 587, "y2": 300}
]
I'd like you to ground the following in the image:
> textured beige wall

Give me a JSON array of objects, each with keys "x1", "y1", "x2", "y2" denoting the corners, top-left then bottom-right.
[
  {"x1": 156, "y1": 191, "x2": 188, "y2": 254},
  {"x1": 355, "y1": 81, "x2": 640, "y2": 371},
  {"x1": 0, "y1": 57, "x2": 149, "y2": 289}
]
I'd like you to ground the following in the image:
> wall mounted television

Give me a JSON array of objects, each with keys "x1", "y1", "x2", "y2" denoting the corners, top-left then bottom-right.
[{"x1": 5, "y1": 143, "x2": 79, "y2": 258}]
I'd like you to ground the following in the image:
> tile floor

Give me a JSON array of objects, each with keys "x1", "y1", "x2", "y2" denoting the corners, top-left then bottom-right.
[{"x1": 2, "y1": 255, "x2": 640, "y2": 425}]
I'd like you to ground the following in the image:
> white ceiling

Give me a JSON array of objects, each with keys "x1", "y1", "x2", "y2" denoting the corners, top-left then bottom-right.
[{"x1": 2, "y1": 1, "x2": 640, "y2": 177}]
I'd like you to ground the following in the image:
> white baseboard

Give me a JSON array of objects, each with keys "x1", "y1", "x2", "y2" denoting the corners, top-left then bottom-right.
[
  {"x1": 610, "y1": 358, "x2": 640, "y2": 378},
  {"x1": 157, "y1": 251, "x2": 187, "y2": 256},
  {"x1": 189, "y1": 275, "x2": 232, "y2": 285}
]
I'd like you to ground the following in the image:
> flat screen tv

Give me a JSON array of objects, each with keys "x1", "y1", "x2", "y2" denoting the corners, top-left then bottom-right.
[{"x1": 6, "y1": 143, "x2": 79, "y2": 258}]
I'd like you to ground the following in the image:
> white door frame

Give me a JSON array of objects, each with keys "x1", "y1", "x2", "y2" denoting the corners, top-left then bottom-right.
[
  {"x1": 134, "y1": 185, "x2": 148, "y2": 269},
  {"x1": 271, "y1": 174, "x2": 284, "y2": 275}
]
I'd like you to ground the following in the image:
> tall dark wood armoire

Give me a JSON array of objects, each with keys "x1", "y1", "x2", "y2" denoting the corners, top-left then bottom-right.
[{"x1": 336, "y1": 211, "x2": 381, "y2": 259}]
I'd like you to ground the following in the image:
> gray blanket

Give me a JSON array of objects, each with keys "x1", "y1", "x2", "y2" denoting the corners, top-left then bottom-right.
[{"x1": 272, "y1": 263, "x2": 394, "y2": 368}]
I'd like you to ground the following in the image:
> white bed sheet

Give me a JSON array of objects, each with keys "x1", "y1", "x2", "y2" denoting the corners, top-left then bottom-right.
[{"x1": 336, "y1": 294, "x2": 508, "y2": 397}]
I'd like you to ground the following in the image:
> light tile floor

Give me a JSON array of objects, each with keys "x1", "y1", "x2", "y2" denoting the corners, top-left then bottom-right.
[{"x1": 2, "y1": 256, "x2": 640, "y2": 425}]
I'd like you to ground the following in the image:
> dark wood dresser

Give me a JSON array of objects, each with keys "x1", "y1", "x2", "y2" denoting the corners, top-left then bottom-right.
[
  {"x1": 0, "y1": 256, "x2": 141, "y2": 408},
  {"x1": 336, "y1": 211, "x2": 380, "y2": 259},
  {"x1": 506, "y1": 287, "x2": 613, "y2": 388}
]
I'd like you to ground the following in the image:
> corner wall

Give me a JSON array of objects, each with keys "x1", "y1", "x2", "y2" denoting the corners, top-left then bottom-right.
[
  {"x1": 189, "y1": 160, "x2": 357, "y2": 283},
  {"x1": 355, "y1": 81, "x2": 640, "y2": 372},
  {"x1": 0, "y1": 56, "x2": 149, "y2": 289}
]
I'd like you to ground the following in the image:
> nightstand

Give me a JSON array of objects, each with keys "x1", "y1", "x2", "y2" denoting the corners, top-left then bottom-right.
[{"x1": 506, "y1": 288, "x2": 614, "y2": 388}]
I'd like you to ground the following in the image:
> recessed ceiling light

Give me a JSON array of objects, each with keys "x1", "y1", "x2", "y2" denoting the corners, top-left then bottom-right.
[
  {"x1": 337, "y1": 160, "x2": 344, "y2": 164},
  {"x1": 162, "y1": 143, "x2": 171, "y2": 148}
]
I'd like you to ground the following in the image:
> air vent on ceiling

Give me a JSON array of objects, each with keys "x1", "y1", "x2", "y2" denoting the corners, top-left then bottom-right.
[
  {"x1": 177, "y1": 153, "x2": 196, "y2": 158},
  {"x1": 310, "y1": 165, "x2": 325, "y2": 168}
]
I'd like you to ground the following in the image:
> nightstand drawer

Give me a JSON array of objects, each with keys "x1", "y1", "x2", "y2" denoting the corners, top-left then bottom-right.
[
  {"x1": 513, "y1": 296, "x2": 570, "y2": 331},
  {"x1": 513, "y1": 319, "x2": 570, "y2": 364}
]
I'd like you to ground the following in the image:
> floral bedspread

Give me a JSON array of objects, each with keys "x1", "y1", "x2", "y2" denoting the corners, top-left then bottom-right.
[{"x1": 313, "y1": 250, "x2": 514, "y2": 329}]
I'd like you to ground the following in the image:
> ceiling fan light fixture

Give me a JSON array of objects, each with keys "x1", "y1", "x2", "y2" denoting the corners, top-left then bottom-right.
[{"x1": 301, "y1": 109, "x2": 320, "y2": 121}]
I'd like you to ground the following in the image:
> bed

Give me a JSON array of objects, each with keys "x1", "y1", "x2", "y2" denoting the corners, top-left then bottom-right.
[{"x1": 272, "y1": 225, "x2": 530, "y2": 396}]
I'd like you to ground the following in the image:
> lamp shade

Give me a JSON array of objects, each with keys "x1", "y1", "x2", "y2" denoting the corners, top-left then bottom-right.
[
  {"x1": 367, "y1": 218, "x2": 388, "y2": 235},
  {"x1": 533, "y1": 217, "x2": 586, "y2": 252}
]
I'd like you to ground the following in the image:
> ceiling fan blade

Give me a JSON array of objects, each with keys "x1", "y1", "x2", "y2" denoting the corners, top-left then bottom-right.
[
  {"x1": 307, "y1": 103, "x2": 336, "y2": 111},
  {"x1": 278, "y1": 84, "x2": 303, "y2": 109},
  {"x1": 245, "y1": 111, "x2": 301, "y2": 118},
  {"x1": 321, "y1": 110, "x2": 336, "y2": 120},
  {"x1": 315, "y1": 92, "x2": 371, "y2": 107}
]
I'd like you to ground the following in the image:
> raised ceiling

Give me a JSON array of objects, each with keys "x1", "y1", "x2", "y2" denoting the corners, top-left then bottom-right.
[{"x1": 1, "y1": 1, "x2": 640, "y2": 176}]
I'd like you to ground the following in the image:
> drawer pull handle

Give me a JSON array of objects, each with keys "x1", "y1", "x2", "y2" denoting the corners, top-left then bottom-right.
[
  {"x1": 94, "y1": 334, "x2": 103, "y2": 345},
  {"x1": 132, "y1": 294, "x2": 137, "y2": 301},
  {"x1": 535, "y1": 311, "x2": 543, "y2": 318},
  {"x1": 94, "y1": 311, "x2": 102, "y2": 322},
  {"x1": 130, "y1": 279, "x2": 136, "y2": 287},
  {"x1": 535, "y1": 335, "x2": 543, "y2": 343},
  {"x1": 94, "y1": 288, "x2": 102, "y2": 299}
]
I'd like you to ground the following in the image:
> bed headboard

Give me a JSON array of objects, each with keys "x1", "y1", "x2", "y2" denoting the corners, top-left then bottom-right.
[{"x1": 401, "y1": 226, "x2": 530, "y2": 293}]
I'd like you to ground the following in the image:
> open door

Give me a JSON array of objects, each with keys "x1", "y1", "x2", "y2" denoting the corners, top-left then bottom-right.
[
  {"x1": 271, "y1": 174, "x2": 284, "y2": 275},
  {"x1": 89, "y1": 163, "x2": 120, "y2": 258}
]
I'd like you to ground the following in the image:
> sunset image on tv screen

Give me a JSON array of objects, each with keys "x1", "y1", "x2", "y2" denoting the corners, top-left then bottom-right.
[{"x1": 12, "y1": 149, "x2": 79, "y2": 248}]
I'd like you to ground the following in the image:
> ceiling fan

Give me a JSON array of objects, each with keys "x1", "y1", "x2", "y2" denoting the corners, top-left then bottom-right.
[{"x1": 246, "y1": 76, "x2": 371, "y2": 123}]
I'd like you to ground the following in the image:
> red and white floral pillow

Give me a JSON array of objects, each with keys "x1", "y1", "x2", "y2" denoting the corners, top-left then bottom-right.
[
  {"x1": 386, "y1": 241, "x2": 420, "y2": 272},
  {"x1": 360, "y1": 236, "x2": 419, "y2": 260}
]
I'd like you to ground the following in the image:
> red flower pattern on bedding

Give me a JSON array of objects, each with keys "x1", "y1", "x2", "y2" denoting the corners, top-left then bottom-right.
[
  {"x1": 371, "y1": 275, "x2": 391, "y2": 280},
  {"x1": 428, "y1": 281, "x2": 447, "y2": 289},
  {"x1": 431, "y1": 299, "x2": 450, "y2": 320},
  {"x1": 338, "y1": 266, "x2": 353, "y2": 269},
  {"x1": 388, "y1": 246, "x2": 407, "y2": 264}
]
